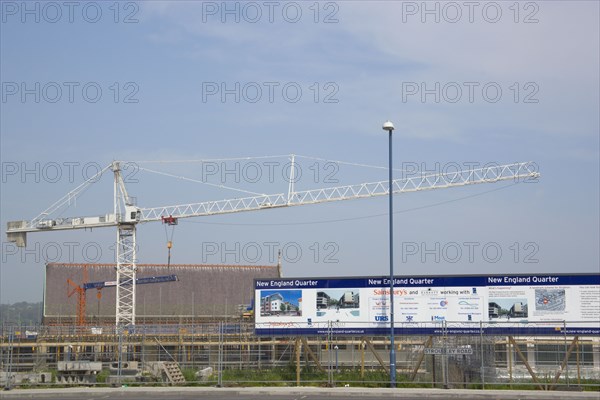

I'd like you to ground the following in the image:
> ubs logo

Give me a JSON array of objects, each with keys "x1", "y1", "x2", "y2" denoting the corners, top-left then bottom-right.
[{"x1": 375, "y1": 315, "x2": 389, "y2": 322}]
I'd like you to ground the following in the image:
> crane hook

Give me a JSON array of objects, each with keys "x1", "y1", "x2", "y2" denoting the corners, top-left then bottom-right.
[
  {"x1": 162, "y1": 215, "x2": 178, "y2": 269},
  {"x1": 167, "y1": 240, "x2": 173, "y2": 268}
]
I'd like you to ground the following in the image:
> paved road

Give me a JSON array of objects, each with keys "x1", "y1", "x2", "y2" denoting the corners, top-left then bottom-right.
[{"x1": 1, "y1": 387, "x2": 598, "y2": 400}]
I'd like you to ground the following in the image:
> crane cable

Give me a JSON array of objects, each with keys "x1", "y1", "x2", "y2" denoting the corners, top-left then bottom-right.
[{"x1": 164, "y1": 222, "x2": 176, "y2": 269}]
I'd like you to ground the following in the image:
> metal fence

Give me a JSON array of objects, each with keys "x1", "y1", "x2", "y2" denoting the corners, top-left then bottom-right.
[{"x1": 1, "y1": 321, "x2": 599, "y2": 390}]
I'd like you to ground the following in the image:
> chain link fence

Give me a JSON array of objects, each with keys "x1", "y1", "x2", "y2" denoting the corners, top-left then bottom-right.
[{"x1": 1, "y1": 321, "x2": 598, "y2": 390}]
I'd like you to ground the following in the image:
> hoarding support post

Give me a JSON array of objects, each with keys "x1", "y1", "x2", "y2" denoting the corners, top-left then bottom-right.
[
  {"x1": 507, "y1": 336, "x2": 513, "y2": 387},
  {"x1": 217, "y1": 322, "x2": 223, "y2": 387},
  {"x1": 258, "y1": 338, "x2": 261, "y2": 370},
  {"x1": 295, "y1": 338, "x2": 301, "y2": 387},
  {"x1": 432, "y1": 354, "x2": 436, "y2": 388},
  {"x1": 576, "y1": 337, "x2": 581, "y2": 386},
  {"x1": 327, "y1": 321, "x2": 333, "y2": 387},
  {"x1": 360, "y1": 339, "x2": 365, "y2": 379},
  {"x1": 442, "y1": 323, "x2": 448, "y2": 389},
  {"x1": 480, "y1": 321, "x2": 485, "y2": 389},
  {"x1": 564, "y1": 320, "x2": 570, "y2": 388},
  {"x1": 117, "y1": 327, "x2": 123, "y2": 385},
  {"x1": 441, "y1": 350, "x2": 447, "y2": 389},
  {"x1": 303, "y1": 340, "x2": 310, "y2": 370}
]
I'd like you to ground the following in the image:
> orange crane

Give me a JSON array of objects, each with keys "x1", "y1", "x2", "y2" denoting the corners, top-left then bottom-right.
[
  {"x1": 66, "y1": 272, "x2": 178, "y2": 326},
  {"x1": 66, "y1": 266, "x2": 88, "y2": 326}
]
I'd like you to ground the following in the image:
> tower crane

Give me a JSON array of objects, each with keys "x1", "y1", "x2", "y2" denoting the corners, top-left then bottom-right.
[
  {"x1": 66, "y1": 274, "x2": 179, "y2": 326},
  {"x1": 66, "y1": 276, "x2": 88, "y2": 327},
  {"x1": 5, "y1": 158, "x2": 539, "y2": 327}
]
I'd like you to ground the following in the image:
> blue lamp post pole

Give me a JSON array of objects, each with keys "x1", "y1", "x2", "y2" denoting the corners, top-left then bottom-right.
[{"x1": 383, "y1": 120, "x2": 396, "y2": 388}]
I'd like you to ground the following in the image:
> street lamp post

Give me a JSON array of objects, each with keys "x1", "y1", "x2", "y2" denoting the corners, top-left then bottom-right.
[{"x1": 382, "y1": 120, "x2": 396, "y2": 388}]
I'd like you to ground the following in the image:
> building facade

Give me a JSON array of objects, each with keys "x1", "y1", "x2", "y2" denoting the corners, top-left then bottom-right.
[{"x1": 43, "y1": 263, "x2": 280, "y2": 325}]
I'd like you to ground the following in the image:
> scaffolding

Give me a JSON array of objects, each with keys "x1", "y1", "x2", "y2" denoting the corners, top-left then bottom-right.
[{"x1": 1, "y1": 321, "x2": 598, "y2": 389}]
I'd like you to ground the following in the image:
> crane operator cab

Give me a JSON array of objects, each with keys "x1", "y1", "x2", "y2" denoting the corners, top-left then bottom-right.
[{"x1": 123, "y1": 206, "x2": 141, "y2": 224}]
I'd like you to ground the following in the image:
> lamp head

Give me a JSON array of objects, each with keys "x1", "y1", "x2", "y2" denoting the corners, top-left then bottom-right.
[{"x1": 382, "y1": 120, "x2": 395, "y2": 132}]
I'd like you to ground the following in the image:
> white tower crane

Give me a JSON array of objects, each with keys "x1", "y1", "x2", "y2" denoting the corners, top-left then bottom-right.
[{"x1": 5, "y1": 159, "x2": 539, "y2": 326}]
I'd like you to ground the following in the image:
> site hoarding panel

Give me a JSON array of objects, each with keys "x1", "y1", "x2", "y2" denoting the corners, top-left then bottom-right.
[{"x1": 254, "y1": 273, "x2": 600, "y2": 336}]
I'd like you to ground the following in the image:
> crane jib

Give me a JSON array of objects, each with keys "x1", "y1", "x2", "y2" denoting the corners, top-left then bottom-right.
[{"x1": 83, "y1": 275, "x2": 178, "y2": 290}]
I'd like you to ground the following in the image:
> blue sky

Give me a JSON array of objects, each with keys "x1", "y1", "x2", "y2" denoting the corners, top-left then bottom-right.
[{"x1": 1, "y1": 1, "x2": 598, "y2": 303}]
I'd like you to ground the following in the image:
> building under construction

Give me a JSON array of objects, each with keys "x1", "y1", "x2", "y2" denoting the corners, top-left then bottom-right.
[
  {"x1": 1, "y1": 263, "x2": 598, "y2": 388},
  {"x1": 43, "y1": 262, "x2": 281, "y2": 325}
]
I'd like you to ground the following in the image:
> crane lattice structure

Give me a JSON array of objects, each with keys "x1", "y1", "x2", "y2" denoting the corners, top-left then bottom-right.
[
  {"x1": 6, "y1": 157, "x2": 540, "y2": 327},
  {"x1": 66, "y1": 266, "x2": 88, "y2": 327}
]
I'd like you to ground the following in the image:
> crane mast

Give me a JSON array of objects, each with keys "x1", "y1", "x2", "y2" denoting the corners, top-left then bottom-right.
[
  {"x1": 113, "y1": 161, "x2": 141, "y2": 326},
  {"x1": 5, "y1": 159, "x2": 540, "y2": 327}
]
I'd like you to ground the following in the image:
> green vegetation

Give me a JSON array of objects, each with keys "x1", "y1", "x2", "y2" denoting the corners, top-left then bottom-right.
[
  {"x1": 181, "y1": 368, "x2": 197, "y2": 382},
  {"x1": 5, "y1": 365, "x2": 598, "y2": 391},
  {"x1": 178, "y1": 366, "x2": 599, "y2": 391},
  {"x1": 215, "y1": 366, "x2": 429, "y2": 388},
  {"x1": 50, "y1": 369, "x2": 57, "y2": 383},
  {"x1": 19, "y1": 377, "x2": 32, "y2": 389},
  {"x1": 95, "y1": 368, "x2": 110, "y2": 383}
]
